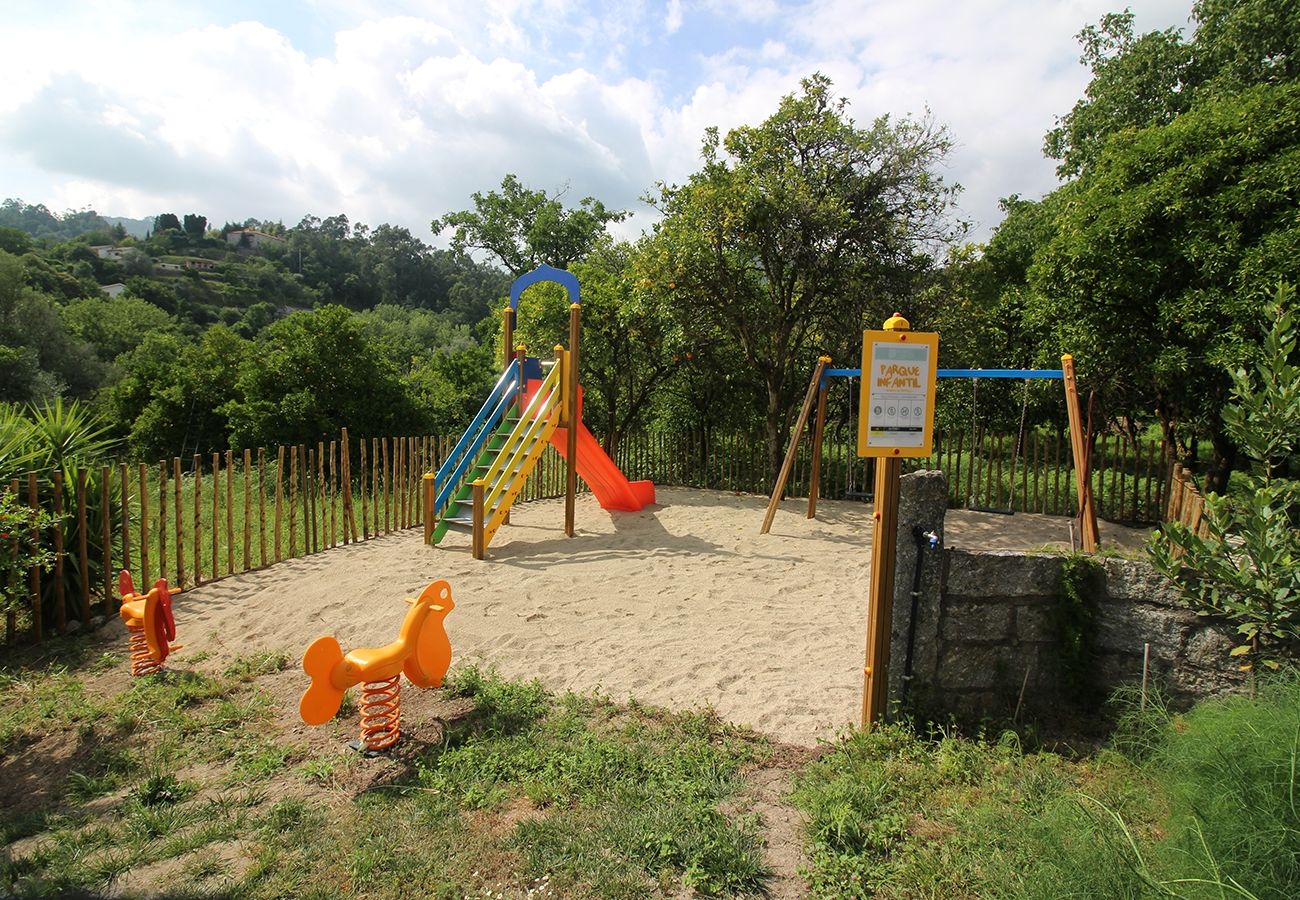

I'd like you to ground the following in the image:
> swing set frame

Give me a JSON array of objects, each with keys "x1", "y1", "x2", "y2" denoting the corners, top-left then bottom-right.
[{"x1": 761, "y1": 354, "x2": 1101, "y2": 552}]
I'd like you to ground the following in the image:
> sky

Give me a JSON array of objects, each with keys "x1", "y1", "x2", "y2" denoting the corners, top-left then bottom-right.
[{"x1": 0, "y1": 0, "x2": 1193, "y2": 246}]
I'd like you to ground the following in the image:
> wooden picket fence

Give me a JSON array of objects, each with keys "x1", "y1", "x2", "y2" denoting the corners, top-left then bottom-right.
[
  {"x1": 3, "y1": 425, "x2": 1181, "y2": 646},
  {"x1": 607, "y1": 427, "x2": 1176, "y2": 524},
  {"x1": 1164, "y1": 462, "x2": 1213, "y2": 540}
]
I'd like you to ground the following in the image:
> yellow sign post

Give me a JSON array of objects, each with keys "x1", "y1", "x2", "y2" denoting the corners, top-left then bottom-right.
[{"x1": 858, "y1": 313, "x2": 938, "y2": 726}]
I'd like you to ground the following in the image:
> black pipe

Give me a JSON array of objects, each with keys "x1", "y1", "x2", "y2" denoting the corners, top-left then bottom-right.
[{"x1": 900, "y1": 526, "x2": 939, "y2": 705}]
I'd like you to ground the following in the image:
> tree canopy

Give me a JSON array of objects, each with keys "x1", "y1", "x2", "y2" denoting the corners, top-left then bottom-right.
[{"x1": 646, "y1": 73, "x2": 960, "y2": 476}]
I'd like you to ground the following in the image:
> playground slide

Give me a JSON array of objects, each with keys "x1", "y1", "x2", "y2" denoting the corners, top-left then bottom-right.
[{"x1": 549, "y1": 422, "x2": 655, "y2": 512}]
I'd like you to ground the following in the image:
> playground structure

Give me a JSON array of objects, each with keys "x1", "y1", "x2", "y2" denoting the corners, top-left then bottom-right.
[
  {"x1": 762, "y1": 352, "x2": 1100, "y2": 551},
  {"x1": 117, "y1": 570, "x2": 180, "y2": 677},
  {"x1": 423, "y1": 265, "x2": 654, "y2": 559},
  {"x1": 299, "y1": 578, "x2": 455, "y2": 753}
]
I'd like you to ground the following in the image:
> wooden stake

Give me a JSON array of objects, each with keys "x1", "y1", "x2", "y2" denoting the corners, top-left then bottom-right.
[
  {"x1": 77, "y1": 469, "x2": 89, "y2": 622},
  {"x1": 28, "y1": 473, "x2": 41, "y2": 641},
  {"x1": 120, "y1": 462, "x2": 131, "y2": 578},
  {"x1": 157, "y1": 461, "x2": 167, "y2": 585},
  {"x1": 101, "y1": 466, "x2": 112, "y2": 610},
  {"x1": 193, "y1": 455, "x2": 203, "y2": 586},
  {"x1": 173, "y1": 458, "x2": 184, "y2": 587},
  {"x1": 258, "y1": 448, "x2": 267, "y2": 567},
  {"x1": 53, "y1": 470, "x2": 66, "y2": 633},
  {"x1": 360, "y1": 437, "x2": 369, "y2": 541},
  {"x1": 566, "y1": 305, "x2": 581, "y2": 537},
  {"x1": 139, "y1": 463, "x2": 150, "y2": 586},
  {"x1": 243, "y1": 448, "x2": 253, "y2": 570},
  {"x1": 274, "y1": 446, "x2": 284, "y2": 563},
  {"x1": 289, "y1": 446, "x2": 298, "y2": 557}
]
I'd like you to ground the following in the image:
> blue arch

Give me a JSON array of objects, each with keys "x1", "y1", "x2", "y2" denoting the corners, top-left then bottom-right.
[{"x1": 509, "y1": 263, "x2": 580, "y2": 310}]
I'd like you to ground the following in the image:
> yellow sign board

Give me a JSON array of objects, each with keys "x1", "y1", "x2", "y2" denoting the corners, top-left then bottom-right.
[{"x1": 857, "y1": 329, "x2": 939, "y2": 458}]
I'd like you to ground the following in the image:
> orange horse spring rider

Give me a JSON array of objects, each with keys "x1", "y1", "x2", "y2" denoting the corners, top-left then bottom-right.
[
  {"x1": 299, "y1": 579, "x2": 454, "y2": 753},
  {"x1": 117, "y1": 570, "x2": 181, "y2": 676}
]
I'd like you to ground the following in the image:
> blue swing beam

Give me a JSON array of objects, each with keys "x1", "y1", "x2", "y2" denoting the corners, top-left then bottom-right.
[{"x1": 822, "y1": 367, "x2": 1064, "y2": 386}]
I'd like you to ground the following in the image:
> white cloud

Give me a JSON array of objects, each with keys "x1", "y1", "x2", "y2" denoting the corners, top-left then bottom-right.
[
  {"x1": 0, "y1": 0, "x2": 1196, "y2": 245},
  {"x1": 666, "y1": 0, "x2": 684, "y2": 34}
]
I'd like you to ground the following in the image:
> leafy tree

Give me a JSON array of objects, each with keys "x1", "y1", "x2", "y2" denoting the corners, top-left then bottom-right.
[
  {"x1": 434, "y1": 174, "x2": 627, "y2": 276},
  {"x1": 404, "y1": 344, "x2": 498, "y2": 434},
  {"x1": 1029, "y1": 82, "x2": 1300, "y2": 489},
  {"x1": 62, "y1": 295, "x2": 178, "y2": 362},
  {"x1": 153, "y1": 213, "x2": 181, "y2": 234},
  {"x1": 225, "y1": 305, "x2": 418, "y2": 448},
  {"x1": 645, "y1": 73, "x2": 959, "y2": 479},
  {"x1": 182, "y1": 213, "x2": 207, "y2": 241},
  {"x1": 0, "y1": 251, "x2": 105, "y2": 401},
  {"x1": 0, "y1": 227, "x2": 32, "y2": 255},
  {"x1": 1046, "y1": 0, "x2": 1300, "y2": 179},
  {"x1": 1045, "y1": 11, "x2": 1194, "y2": 178},
  {"x1": 514, "y1": 239, "x2": 685, "y2": 453},
  {"x1": 1149, "y1": 287, "x2": 1300, "y2": 667}
]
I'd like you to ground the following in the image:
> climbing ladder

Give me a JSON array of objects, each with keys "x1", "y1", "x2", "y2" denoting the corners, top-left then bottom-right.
[{"x1": 424, "y1": 353, "x2": 566, "y2": 556}]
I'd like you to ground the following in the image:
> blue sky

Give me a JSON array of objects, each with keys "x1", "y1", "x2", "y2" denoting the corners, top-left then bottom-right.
[{"x1": 1, "y1": 1, "x2": 1191, "y2": 245}]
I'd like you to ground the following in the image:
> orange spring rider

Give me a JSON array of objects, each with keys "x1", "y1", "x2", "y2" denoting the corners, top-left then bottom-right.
[
  {"x1": 299, "y1": 579, "x2": 454, "y2": 753},
  {"x1": 117, "y1": 570, "x2": 181, "y2": 676}
]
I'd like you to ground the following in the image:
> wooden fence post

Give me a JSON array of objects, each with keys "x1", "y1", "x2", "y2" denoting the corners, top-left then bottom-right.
[
  {"x1": 77, "y1": 469, "x2": 90, "y2": 623},
  {"x1": 52, "y1": 470, "x2": 66, "y2": 633},
  {"x1": 173, "y1": 458, "x2": 184, "y2": 588},
  {"x1": 28, "y1": 473, "x2": 41, "y2": 641}
]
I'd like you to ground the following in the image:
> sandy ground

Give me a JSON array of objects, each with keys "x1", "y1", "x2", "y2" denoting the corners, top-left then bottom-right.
[{"x1": 169, "y1": 487, "x2": 1151, "y2": 747}]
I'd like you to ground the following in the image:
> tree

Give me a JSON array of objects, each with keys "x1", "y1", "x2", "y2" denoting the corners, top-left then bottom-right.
[
  {"x1": 433, "y1": 174, "x2": 627, "y2": 276},
  {"x1": 0, "y1": 251, "x2": 105, "y2": 401},
  {"x1": 62, "y1": 295, "x2": 178, "y2": 362},
  {"x1": 1149, "y1": 287, "x2": 1300, "y2": 668},
  {"x1": 645, "y1": 73, "x2": 959, "y2": 479},
  {"x1": 153, "y1": 213, "x2": 181, "y2": 233},
  {"x1": 1045, "y1": 1, "x2": 1300, "y2": 179},
  {"x1": 182, "y1": 214, "x2": 207, "y2": 241},
  {"x1": 513, "y1": 239, "x2": 686, "y2": 453},
  {"x1": 225, "y1": 305, "x2": 418, "y2": 448},
  {"x1": 1029, "y1": 82, "x2": 1300, "y2": 490}
]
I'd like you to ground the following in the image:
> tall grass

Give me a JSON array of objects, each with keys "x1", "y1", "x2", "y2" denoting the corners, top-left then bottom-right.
[{"x1": 791, "y1": 672, "x2": 1300, "y2": 899}]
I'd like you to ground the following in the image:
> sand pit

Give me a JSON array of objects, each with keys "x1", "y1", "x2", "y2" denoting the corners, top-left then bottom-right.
[{"x1": 170, "y1": 487, "x2": 1151, "y2": 747}]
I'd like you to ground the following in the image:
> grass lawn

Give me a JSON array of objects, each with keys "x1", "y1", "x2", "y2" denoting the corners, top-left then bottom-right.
[{"x1": 2, "y1": 638, "x2": 1296, "y2": 898}]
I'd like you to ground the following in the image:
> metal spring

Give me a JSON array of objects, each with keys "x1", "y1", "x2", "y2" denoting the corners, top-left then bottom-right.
[
  {"x1": 128, "y1": 625, "x2": 162, "y2": 677},
  {"x1": 359, "y1": 674, "x2": 402, "y2": 752}
]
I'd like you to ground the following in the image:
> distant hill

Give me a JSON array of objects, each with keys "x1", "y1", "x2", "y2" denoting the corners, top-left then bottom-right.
[
  {"x1": 103, "y1": 215, "x2": 152, "y2": 239},
  {"x1": 1, "y1": 198, "x2": 113, "y2": 241}
]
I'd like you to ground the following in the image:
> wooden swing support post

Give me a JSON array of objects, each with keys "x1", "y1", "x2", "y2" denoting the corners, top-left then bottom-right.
[
  {"x1": 1061, "y1": 354, "x2": 1100, "y2": 552},
  {"x1": 760, "y1": 357, "x2": 831, "y2": 535}
]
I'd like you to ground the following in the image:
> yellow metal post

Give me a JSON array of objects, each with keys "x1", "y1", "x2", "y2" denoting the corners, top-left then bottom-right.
[{"x1": 565, "y1": 303, "x2": 580, "y2": 538}]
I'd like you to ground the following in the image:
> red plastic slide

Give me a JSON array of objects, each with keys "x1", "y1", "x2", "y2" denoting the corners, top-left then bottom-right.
[
  {"x1": 522, "y1": 377, "x2": 654, "y2": 511},
  {"x1": 549, "y1": 422, "x2": 655, "y2": 511}
]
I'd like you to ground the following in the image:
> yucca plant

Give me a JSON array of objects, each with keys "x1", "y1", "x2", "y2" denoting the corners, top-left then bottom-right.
[
  {"x1": 2, "y1": 401, "x2": 125, "y2": 636},
  {"x1": 0, "y1": 405, "x2": 39, "y2": 483}
]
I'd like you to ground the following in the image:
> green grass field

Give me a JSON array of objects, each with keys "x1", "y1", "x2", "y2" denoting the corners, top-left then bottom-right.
[{"x1": 2, "y1": 635, "x2": 1295, "y2": 898}]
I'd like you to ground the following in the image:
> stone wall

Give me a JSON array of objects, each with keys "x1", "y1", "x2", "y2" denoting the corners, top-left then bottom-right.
[{"x1": 890, "y1": 471, "x2": 1249, "y2": 721}]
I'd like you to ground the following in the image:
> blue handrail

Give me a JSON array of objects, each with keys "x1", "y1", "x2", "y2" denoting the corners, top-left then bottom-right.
[{"x1": 432, "y1": 365, "x2": 518, "y2": 512}]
